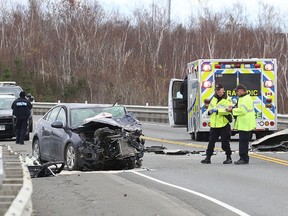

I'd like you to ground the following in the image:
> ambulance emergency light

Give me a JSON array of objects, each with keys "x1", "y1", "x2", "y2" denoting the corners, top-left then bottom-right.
[
  {"x1": 264, "y1": 63, "x2": 273, "y2": 70},
  {"x1": 264, "y1": 80, "x2": 273, "y2": 88},
  {"x1": 214, "y1": 62, "x2": 259, "y2": 69},
  {"x1": 202, "y1": 80, "x2": 212, "y2": 88},
  {"x1": 202, "y1": 63, "x2": 212, "y2": 71}
]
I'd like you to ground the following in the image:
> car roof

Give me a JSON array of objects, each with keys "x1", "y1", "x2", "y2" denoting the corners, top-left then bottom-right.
[
  {"x1": 56, "y1": 103, "x2": 122, "y2": 109},
  {"x1": 0, "y1": 81, "x2": 17, "y2": 86},
  {"x1": 0, "y1": 82, "x2": 22, "y2": 88},
  {"x1": 0, "y1": 83, "x2": 23, "y2": 97}
]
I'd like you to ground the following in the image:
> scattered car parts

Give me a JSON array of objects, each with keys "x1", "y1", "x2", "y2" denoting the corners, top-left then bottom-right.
[
  {"x1": 145, "y1": 145, "x2": 204, "y2": 155},
  {"x1": 25, "y1": 156, "x2": 65, "y2": 178},
  {"x1": 252, "y1": 129, "x2": 288, "y2": 151}
]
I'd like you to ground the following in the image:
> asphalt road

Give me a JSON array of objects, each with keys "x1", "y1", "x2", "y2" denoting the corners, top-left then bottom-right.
[{"x1": 1, "y1": 120, "x2": 288, "y2": 216}]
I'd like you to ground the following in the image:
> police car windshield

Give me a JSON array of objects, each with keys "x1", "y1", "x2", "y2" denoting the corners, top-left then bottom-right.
[
  {"x1": 0, "y1": 88, "x2": 21, "y2": 97},
  {"x1": 0, "y1": 98, "x2": 14, "y2": 109}
]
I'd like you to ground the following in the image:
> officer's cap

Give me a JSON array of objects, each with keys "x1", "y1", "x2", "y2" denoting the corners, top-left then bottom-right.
[
  {"x1": 234, "y1": 84, "x2": 247, "y2": 91},
  {"x1": 215, "y1": 83, "x2": 224, "y2": 91}
]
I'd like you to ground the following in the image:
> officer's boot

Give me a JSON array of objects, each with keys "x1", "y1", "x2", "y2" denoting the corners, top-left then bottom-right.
[
  {"x1": 201, "y1": 155, "x2": 211, "y2": 164},
  {"x1": 223, "y1": 155, "x2": 232, "y2": 164}
]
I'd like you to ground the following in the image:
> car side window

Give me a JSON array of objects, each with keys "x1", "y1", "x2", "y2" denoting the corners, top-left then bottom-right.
[
  {"x1": 47, "y1": 107, "x2": 61, "y2": 123},
  {"x1": 56, "y1": 108, "x2": 67, "y2": 126}
]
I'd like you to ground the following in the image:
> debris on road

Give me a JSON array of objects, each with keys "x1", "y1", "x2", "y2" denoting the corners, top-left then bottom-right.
[
  {"x1": 145, "y1": 145, "x2": 204, "y2": 155},
  {"x1": 25, "y1": 156, "x2": 65, "y2": 178},
  {"x1": 252, "y1": 129, "x2": 288, "y2": 151},
  {"x1": 145, "y1": 145, "x2": 167, "y2": 154}
]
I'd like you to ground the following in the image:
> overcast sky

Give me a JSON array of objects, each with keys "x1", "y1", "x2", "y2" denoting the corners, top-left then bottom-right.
[
  {"x1": 5, "y1": 0, "x2": 288, "y2": 25},
  {"x1": 97, "y1": 0, "x2": 288, "y2": 24}
]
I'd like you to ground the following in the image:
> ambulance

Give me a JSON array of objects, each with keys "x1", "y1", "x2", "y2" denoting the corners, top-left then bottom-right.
[{"x1": 168, "y1": 58, "x2": 277, "y2": 141}]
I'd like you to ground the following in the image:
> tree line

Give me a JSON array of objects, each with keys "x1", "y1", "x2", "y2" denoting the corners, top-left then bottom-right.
[{"x1": 0, "y1": 0, "x2": 288, "y2": 113}]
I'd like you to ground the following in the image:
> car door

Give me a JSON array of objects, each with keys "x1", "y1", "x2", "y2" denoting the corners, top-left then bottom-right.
[
  {"x1": 41, "y1": 106, "x2": 61, "y2": 160},
  {"x1": 168, "y1": 79, "x2": 186, "y2": 127},
  {"x1": 50, "y1": 107, "x2": 67, "y2": 160}
]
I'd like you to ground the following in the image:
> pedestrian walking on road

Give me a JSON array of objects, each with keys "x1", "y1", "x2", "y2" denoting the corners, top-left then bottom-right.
[
  {"x1": 201, "y1": 84, "x2": 233, "y2": 164},
  {"x1": 227, "y1": 84, "x2": 256, "y2": 165},
  {"x1": 11, "y1": 91, "x2": 33, "y2": 145}
]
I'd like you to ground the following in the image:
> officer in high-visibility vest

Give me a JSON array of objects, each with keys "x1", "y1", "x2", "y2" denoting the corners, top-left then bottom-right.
[
  {"x1": 201, "y1": 84, "x2": 233, "y2": 164},
  {"x1": 227, "y1": 84, "x2": 256, "y2": 165}
]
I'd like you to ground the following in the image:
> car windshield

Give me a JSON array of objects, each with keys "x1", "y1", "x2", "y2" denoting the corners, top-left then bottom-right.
[
  {"x1": 70, "y1": 106, "x2": 126, "y2": 127},
  {"x1": 0, "y1": 98, "x2": 15, "y2": 109},
  {"x1": 0, "y1": 88, "x2": 21, "y2": 97}
]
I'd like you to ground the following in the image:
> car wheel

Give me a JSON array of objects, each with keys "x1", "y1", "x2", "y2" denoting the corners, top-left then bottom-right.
[
  {"x1": 127, "y1": 157, "x2": 136, "y2": 169},
  {"x1": 65, "y1": 143, "x2": 79, "y2": 171},
  {"x1": 32, "y1": 139, "x2": 41, "y2": 161}
]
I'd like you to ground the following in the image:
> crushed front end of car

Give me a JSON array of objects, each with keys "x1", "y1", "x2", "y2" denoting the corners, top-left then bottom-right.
[{"x1": 73, "y1": 113, "x2": 145, "y2": 170}]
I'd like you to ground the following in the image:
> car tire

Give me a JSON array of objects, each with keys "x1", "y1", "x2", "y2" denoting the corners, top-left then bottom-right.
[
  {"x1": 127, "y1": 157, "x2": 136, "y2": 169},
  {"x1": 32, "y1": 139, "x2": 41, "y2": 162},
  {"x1": 65, "y1": 143, "x2": 79, "y2": 171}
]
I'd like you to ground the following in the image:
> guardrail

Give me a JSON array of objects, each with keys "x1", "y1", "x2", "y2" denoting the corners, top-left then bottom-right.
[
  {"x1": 32, "y1": 102, "x2": 288, "y2": 128},
  {"x1": 277, "y1": 114, "x2": 288, "y2": 125},
  {"x1": 32, "y1": 102, "x2": 170, "y2": 123}
]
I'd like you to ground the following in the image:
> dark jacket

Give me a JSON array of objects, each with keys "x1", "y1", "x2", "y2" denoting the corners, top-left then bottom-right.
[{"x1": 11, "y1": 97, "x2": 33, "y2": 119}]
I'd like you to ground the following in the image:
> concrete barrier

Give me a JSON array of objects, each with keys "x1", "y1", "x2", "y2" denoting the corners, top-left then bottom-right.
[{"x1": 0, "y1": 146, "x2": 33, "y2": 216}]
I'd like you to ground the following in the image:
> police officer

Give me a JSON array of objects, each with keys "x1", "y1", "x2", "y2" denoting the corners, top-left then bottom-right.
[
  {"x1": 11, "y1": 91, "x2": 33, "y2": 145},
  {"x1": 227, "y1": 84, "x2": 256, "y2": 165},
  {"x1": 201, "y1": 84, "x2": 233, "y2": 164}
]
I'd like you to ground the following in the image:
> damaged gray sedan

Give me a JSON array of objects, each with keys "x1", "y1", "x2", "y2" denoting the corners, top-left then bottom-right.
[{"x1": 32, "y1": 103, "x2": 145, "y2": 171}]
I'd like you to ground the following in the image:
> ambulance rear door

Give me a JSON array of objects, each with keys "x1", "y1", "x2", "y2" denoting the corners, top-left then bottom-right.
[{"x1": 168, "y1": 79, "x2": 186, "y2": 127}]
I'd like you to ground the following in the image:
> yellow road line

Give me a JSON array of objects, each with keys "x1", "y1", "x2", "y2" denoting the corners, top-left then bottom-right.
[
  {"x1": 143, "y1": 136, "x2": 288, "y2": 166},
  {"x1": 250, "y1": 153, "x2": 288, "y2": 166},
  {"x1": 143, "y1": 136, "x2": 207, "y2": 149}
]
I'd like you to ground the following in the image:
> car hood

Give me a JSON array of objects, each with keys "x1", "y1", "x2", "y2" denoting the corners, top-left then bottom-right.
[
  {"x1": 72, "y1": 112, "x2": 142, "y2": 133},
  {"x1": 0, "y1": 109, "x2": 13, "y2": 116}
]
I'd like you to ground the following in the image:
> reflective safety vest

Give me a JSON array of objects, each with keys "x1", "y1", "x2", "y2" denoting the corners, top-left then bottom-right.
[
  {"x1": 232, "y1": 94, "x2": 256, "y2": 131},
  {"x1": 208, "y1": 94, "x2": 233, "y2": 128}
]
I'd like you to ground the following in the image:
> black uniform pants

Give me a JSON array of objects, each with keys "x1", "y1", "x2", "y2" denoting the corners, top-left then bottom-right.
[
  {"x1": 206, "y1": 123, "x2": 231, "y2": 157},
  {"x1": 15, "y1": 117, "x2": 28, "y2": 144},
  {"x1": 238, "y1": 130, "x2": 251, "y2": 162}
]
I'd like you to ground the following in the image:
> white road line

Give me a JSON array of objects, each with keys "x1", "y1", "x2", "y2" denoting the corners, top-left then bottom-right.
[
  {"x1": 59, "y1": 168, "x2": 151, "y2": 175},
  {"x1": 132, "y1": 171, "x2": 250, "y2": 216}
]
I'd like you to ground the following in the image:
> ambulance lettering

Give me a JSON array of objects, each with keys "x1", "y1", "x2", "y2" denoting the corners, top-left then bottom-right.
[{"x1": 226, "y1": 89, "x2": 258, "y2": 97}]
